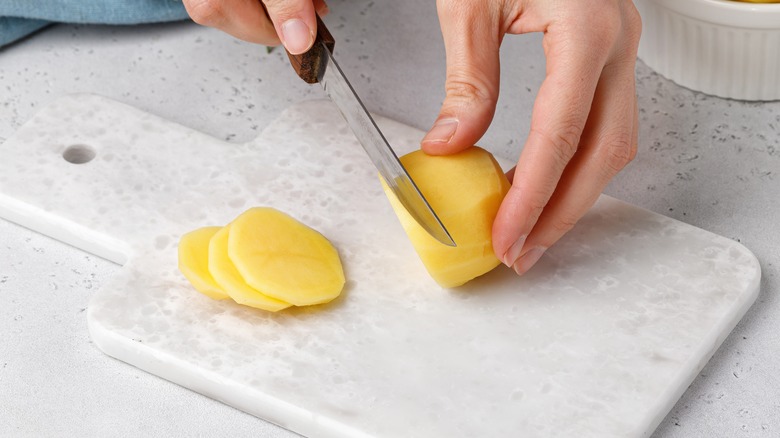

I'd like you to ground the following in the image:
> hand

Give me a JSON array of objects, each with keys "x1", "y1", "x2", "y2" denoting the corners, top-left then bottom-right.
[
  {"x1": 422, "y1": 0, "x2": 641, "y2": 275},
  {"x1": 183, "y1": 0, "x2": 329, "y2": 54}
]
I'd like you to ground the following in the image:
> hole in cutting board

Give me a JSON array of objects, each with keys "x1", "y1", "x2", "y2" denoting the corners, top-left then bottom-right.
[{"x1": 63, "y1": 144, "x2": 96, "y2": 164}]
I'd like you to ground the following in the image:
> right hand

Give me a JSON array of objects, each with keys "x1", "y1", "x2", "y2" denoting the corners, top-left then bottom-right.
[{"x1": 183, "y1": 0, "x2": 329, "y2": 54}]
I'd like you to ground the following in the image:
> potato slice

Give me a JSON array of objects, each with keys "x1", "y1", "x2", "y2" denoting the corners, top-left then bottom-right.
[
  {"x1": 209, "y1": 225, "x2": 292, "y2": 312},
  {"x1": 382, "y1": 146, "x2": 510, "y2": 287},
  {"x1": 228, "y1": 207, "x2": 345, "y2": 306},
  {"x1": 178, "y1": 226, "x2": 229, "y2": 300}
]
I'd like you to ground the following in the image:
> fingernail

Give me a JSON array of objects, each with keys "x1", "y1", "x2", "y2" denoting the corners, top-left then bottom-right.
[
  {"x1": 502, "y1": 235, "x2": 526, "y2": 267},
  {"x1": 422, "y1": 118, "x2": 458, "y2": 144},
  {"x1": 512, "y1": 247, "x2": 546, "y2": 276},
  {"x1": 281, "y1": 19, "x2": 314, "y2": 55}
]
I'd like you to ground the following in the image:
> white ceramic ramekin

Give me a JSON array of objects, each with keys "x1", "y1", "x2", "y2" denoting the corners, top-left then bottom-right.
[{"x1": 636, "y1": 0, "x2": 780, "y2": 101}]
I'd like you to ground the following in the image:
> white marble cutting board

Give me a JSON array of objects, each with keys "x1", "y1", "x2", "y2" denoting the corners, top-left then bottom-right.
[{"x1": 0, "y1": 94, "x2": 760, "y2": 438}]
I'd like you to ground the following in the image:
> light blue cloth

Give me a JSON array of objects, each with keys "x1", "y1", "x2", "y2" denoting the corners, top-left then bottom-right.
[{"x1": 0, "y1": 0, "x2": 190, "y2": 47}]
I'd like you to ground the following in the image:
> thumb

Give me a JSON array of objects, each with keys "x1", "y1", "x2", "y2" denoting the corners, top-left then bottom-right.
[
  {"x1": 422, "y1": 0, "x2": 501, "y2": 155},
  {"x1": 263, "y1": 0, "x2": 321, "y2": 55}
]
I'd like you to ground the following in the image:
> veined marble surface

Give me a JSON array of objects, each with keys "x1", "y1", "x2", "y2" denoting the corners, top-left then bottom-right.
[
  {"x1": 1, "y1": 1, "x2": 779, "y2": 437},
  {"x1": 0, "y1": 94, "x2": 760, "y2": 437}
]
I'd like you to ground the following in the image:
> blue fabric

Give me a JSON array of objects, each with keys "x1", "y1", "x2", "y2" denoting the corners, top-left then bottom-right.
[
  {"x1": 0, "y1": 0, "x2": 190, "y2": 47},
  {"x1": 0, "y1": 17, "x2": 50, "y2": 47}
]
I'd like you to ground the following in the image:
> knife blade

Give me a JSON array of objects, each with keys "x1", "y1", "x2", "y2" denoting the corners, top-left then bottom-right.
[{"x1": 282, "y1": 16, "x2": 456, "y2": 247}]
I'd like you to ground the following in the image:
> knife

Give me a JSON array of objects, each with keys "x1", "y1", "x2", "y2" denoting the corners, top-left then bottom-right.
[{"x1": 280, "y1": 15, "x2": 456, "y2": 247}]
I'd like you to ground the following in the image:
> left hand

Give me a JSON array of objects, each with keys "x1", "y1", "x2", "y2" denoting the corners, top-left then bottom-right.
[{"x1": 421, "y1": 0, "x2": 642, "y2": 275}]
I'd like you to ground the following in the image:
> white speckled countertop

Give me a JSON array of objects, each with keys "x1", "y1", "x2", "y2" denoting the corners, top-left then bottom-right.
[{"x1": 0, "y1": 1, "x2": 778, "y2": 437}]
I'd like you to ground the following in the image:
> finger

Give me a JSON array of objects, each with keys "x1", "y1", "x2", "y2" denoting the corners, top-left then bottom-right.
[
  {"x1": 632, "y1": 92, "x2": 639, "y2": 163},
  {"x1": 184, "y1": 0, "x2": 279, "y2": 45},
  {"x1": 511, "y1": 61, "x2": 638, "y2": 275},
  {"x1": 421, "y1": 0, "x2": 501, "y2": 155},
  {"x1": 263, "y1": 0, "x2": 319, "y2": 55},
  {"x1": 493, "y1": 27, "x2": 616, "y2": 268},
  {"x1": 505, "y1": 166, "x2": 516, "y2": 185},
  {"x1": 314, "y1": 0, "x2": 330, "y2": 16}
]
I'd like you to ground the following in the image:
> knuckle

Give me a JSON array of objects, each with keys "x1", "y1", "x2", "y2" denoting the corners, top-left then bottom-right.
[
  {"x1": 578, "y1": 1, "x2": 628, "y2": 48},
  {"x1": 596, "y1": 16, "x2": 622, "y2": 46},
  {"x1": 509, "y1": 183, "x2": 548, "y2": 226},
  {"x1": 600, "y1": 3, "x2": 643, "y2": 62},
  {"x1": 625, "y1": 4, "x2": 643, "y2": 44},
  {"x1": 550, "y1": 215, "x2": 579, "y2": 236},
  {"x1": 186, "y1": 0, "x2": 224, "y2": 26},
  {"x1": 528, "y1": 201, "x2": 546, "y2": 223},
  {"x1": 523, "y1": 189, "x2": 549, "y2": 223},
  {"x1": 568, "y1": 1, "x2": 621, "y2": 45},
  {"x1": 262, "y1": 0, "x2": 286, "y2": 14},
  {"x1": 531, "y1": 124, "x2": 581, "y2": 165},
  {"x1": 444, "y1": 75, "x2": 495, "y2": 107},
  {"x1": 263, "y1": 0, "x2": 303, "y2": 20},
  {"x1": 599, "y1": 131, "x2": 636, "y2": 175}
]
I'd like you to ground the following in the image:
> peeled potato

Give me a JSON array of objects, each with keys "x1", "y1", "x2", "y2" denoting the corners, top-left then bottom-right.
[
  {"x1": 208, "y1": 225, "x2": 292, "y2": 312},
  {"x1": 382, "y1": 146, "x2": 510, "y2": 288},
  {"x1": 178, "y1": 226, "x2": 230, "y2": 300},
  {"x1": 228, "y1": 207, "x2": 345, "y2": 306}
]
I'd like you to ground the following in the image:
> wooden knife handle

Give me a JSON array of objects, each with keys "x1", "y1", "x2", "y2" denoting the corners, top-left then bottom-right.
[{"x1": 284, "y1": 15, "x2": 335, "y2": 84}]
